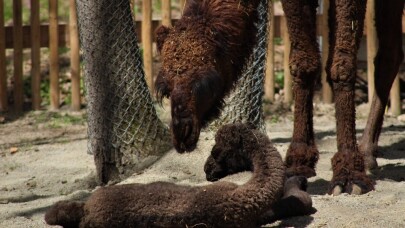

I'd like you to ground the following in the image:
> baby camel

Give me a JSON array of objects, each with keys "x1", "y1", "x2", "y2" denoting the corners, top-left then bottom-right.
[{"x1": 45, "y1": 123, "x2": 304, "y2": 228}]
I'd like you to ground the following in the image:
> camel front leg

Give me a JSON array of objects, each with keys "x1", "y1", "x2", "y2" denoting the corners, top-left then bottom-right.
[
  {"x1": 281, "y1": 0, "x2": 320, "y2": 178},
  {"x1": 359, "y1": 0, "x2": 404, "y2": 170},
  {"x1": 327, "y1": 0, "x2": 374, "y2": 195}
]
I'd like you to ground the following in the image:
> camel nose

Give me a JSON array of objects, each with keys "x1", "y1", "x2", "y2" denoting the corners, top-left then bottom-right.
[
  {"x1": 172, "y1": 117, "x2": 192, "y2": 142},
  {"x1": 173, "y1": 104, "x2": 187, "y2": 116}
]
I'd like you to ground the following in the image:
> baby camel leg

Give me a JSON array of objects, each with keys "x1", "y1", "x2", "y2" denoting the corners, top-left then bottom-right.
[
  {"x1": 281, "y1": 0, "x2": 320, "y2": 178},
  {"x1": 327, "y1": 0, "x2": 374, "y2": 195},
  {"x1": 359, "y1": 0, "x2": 404, "y2": 170}
]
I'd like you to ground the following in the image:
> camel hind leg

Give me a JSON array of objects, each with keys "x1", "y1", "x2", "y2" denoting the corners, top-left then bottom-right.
[
  {"x1": 359, "y1": 0, "x2": 404, "y2": 170},
  {"x1": 281, "y1": 0, "x2": 320, "y2": 178},
  {"x1": 327, "y1": 0, "x2": 375, "y2": 195}
]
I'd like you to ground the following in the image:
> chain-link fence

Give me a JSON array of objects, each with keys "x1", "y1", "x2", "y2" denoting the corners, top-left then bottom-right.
[
  {"x1": 76, "y1": 0, "x2": 172, "y2": 184},
  {"x1": 209, "y1": 0, "x2": 270, "y2": 133},
  {"x1": 76, "y1": 0, "x2": 270, "y2": 183}
]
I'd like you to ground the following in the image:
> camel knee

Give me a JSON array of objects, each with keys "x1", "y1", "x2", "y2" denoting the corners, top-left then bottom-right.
[
  {"x1": 328, "y1": 51, "x2": 357, "y2": 87},
  {"x1": 290, "y1": 51, "x2": 321, "y2": 83}
]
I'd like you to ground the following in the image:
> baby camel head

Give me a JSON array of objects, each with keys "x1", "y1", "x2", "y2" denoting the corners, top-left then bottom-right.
[
  {"x1": 155, "y1": 25, "x2": 226, "y2": 152},
  {"x1": 204, "y1": 123, "x2": 256, "y2": 181}
]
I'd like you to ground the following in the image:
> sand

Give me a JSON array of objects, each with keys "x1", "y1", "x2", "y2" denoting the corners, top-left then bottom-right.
[{"x1": 1, "y1": 103, "x2": 405, "y2": 227}]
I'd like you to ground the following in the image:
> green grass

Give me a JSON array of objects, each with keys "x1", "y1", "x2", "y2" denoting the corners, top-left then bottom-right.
[
  {"x1": 1, "y1": 161, "x2": 21, "y2": 172},
  {"x1": 30, "y1": 111, "x2": 86, "y2": 129}
]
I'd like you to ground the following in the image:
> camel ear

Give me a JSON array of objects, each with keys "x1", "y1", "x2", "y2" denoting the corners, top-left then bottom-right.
[
  {"x1": 155, "y1": 71, "x2": 171, "y2": 103},
  {"x1": 155, "y1": 25, "x2": 171, "y2": 53}
]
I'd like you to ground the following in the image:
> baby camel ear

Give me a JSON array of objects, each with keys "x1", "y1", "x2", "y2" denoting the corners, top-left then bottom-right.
[{"x1": 155, "y1": 25, "x2": 171, "y2": 53}]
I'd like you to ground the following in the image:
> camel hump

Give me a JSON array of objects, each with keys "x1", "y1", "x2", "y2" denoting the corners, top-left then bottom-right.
[{"x1": 45, "y1": 200, "x2": 85, "y2": 228}]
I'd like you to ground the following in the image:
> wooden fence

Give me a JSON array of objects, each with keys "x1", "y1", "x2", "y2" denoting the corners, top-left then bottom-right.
[
  {"x1": 0, "y1": 0, "x2": 402, "y2": 115},
  {"x1": 0, "y1": 0, "x2": 79, "y2": 112}
]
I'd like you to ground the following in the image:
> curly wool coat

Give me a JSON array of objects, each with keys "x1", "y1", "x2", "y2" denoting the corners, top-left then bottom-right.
[
  {"x1": 45, "y1": 123, "x2": 286, "y2": 228},
  {"x1": 155, "y1": 0, "x2": 261, "y2": 152}
]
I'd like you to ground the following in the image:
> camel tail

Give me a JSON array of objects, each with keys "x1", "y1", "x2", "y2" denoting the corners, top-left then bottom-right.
[{"x1": 45, "y1": 200, "x2": 85, "y2": 228}]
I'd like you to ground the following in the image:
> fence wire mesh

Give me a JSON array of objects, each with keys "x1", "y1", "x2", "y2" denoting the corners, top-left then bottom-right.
[
  {"x1": 76, "y1": 0, "x2": 171, "y2": 183},
  {"x1": 76, "y1": 0, "x2": 270, "y2": 182},
  {"x1": 209, "y1": 0, "x2": 269, "y2": 133}
]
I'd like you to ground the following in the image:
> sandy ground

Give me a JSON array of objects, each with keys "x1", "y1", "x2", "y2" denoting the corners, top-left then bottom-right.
[{"x1": 1, "y1": 103, "x2": 405, "y2": 228}]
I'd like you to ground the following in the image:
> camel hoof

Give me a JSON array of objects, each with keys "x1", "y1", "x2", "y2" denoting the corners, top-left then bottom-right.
[
  {"x1": 332, "y1": 185, "x2": 342, "y2": 196},
  {"x1": 351, "y1": 184, "x2": 362, "y2": 195}
]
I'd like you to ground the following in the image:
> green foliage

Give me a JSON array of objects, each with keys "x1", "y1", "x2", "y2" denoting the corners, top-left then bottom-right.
[
  {"x1": 31, "y1": 111, "x2": 86, "y2": 128},
  {"x1": 269, "y1": 114, "x2": 280, "y2": 123},
  {"x1": 40, "y1": 79, "x2": 51, "y2": 106},
  {"x1": 274, "y1": 37, "x2": 283, "y2": 45},
  {"x1": 275, "y1": 71, "x2": 284, "y2": 89},
  {"x1": 153, "y1": 0, "x2": 162, "y2": 14}
]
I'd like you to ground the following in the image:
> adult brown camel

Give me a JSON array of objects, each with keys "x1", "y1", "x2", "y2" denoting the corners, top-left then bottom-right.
[
  {"x1": 156, "y1": 0, "x2": 403, "y2": 195},
  {"x1": 281, "y1": 0, "x2": 404, "y2": 195},
  {"x1": 155, "y1": 0, "x2": 261, "y2": 152}
]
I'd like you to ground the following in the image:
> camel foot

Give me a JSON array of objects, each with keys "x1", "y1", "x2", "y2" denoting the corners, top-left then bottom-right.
[
  {"x1": 364, "y1": 155, "x2": 378, "y2": 171},
  {"x1": 329, "y1": 171, "x2": 375, "y2": 195},
  {"x1": 358, "y1": 143, "x2": 379, "y2": 171}
]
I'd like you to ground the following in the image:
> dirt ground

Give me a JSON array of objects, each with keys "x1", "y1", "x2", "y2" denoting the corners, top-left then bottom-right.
[{"x1": 0, "y1": 102, "x2": 405, "y2": 228}]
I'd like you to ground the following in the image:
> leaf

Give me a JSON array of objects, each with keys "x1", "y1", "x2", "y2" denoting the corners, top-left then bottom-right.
[{"x1": 10, "y1": 147, "x2": 18, "y2": 154}]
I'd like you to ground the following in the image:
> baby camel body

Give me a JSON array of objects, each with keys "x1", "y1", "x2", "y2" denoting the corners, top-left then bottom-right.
[{"x1": 45, "y1": 124, "x2": 287, "y2": 228}]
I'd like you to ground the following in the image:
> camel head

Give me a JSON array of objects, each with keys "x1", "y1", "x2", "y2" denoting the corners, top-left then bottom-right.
[
  {"x1": 204, "y1": 124, "x2": 254, "y2": 181},
  {"x1": 155, "y1": 25, "x2": 226, "y2": 152}
]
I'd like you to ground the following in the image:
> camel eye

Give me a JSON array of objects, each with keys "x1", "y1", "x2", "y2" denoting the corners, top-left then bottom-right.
[{"x1": 211, "y1": 146, "x2": 221, "y2": 159}]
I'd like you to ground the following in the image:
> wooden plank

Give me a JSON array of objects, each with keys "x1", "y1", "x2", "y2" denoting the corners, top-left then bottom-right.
[
  {"x1": 142, "y1": 0, "x2": 153, "y2": 92},
  {"x1": 180, "y1": 0, "x2": 186, "y2": 12},
  {"x1": 321, "y1": 0, "x2": 332, "y2": 103},
  {"x1": 162, "y1": 0, "x2": 172, "y2": 27},
  {"x1": 264, "y1": 1, "x2": 275, "y2": 101},
  {"x1": 49, "y1": 0, "x2": 59, "y2": 110},
  {"x1": 70, "y1": 0, "x2": 81, "y2": 111},
  {"x1": 31, "y1": 0, "x2": 41, "y2": 110},
  {"x1": 0, "y1": 0, "x2": 7, "y2": 111},
  {"x1": 366, "y1": 0, "x2": 377, "y2": 103},
  {"x1": 5, "y1": 24, "x2": 68, "y2": 49},
  {"x1": 390, "y1": 75, "x2": 401, "y2": 116},
  {"x1": 13, "y1": 0, "x2": 24, "y2": 111},
  {"x1": 281, "y1": 17, "x2": 292, "y2": 104}
]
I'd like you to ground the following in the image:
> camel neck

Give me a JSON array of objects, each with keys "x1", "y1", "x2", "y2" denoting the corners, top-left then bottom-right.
[{"x1": 224, "y1": 139, "x2": 285, "y2": 221}]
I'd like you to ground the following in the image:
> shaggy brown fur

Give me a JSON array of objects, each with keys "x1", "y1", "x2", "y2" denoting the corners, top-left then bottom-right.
[
  {"x1": 282, "y1": 0, "x2": 404, "y2": 195},
  {"x1": 258, "y1": 176, "x2": 315, "y2": 224},
  {"x1": 281, "y1": 0, "x2": 372, "y2": 194},
  {"x1": 155, "y1": 0, "x2": 261, "y2": 152},
  {"x1": 204, "y1": 127, "x2": 315, "y2": 223},
  {"x1": 45, "y1": 123, "x2": 285, "y2": 228}
]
